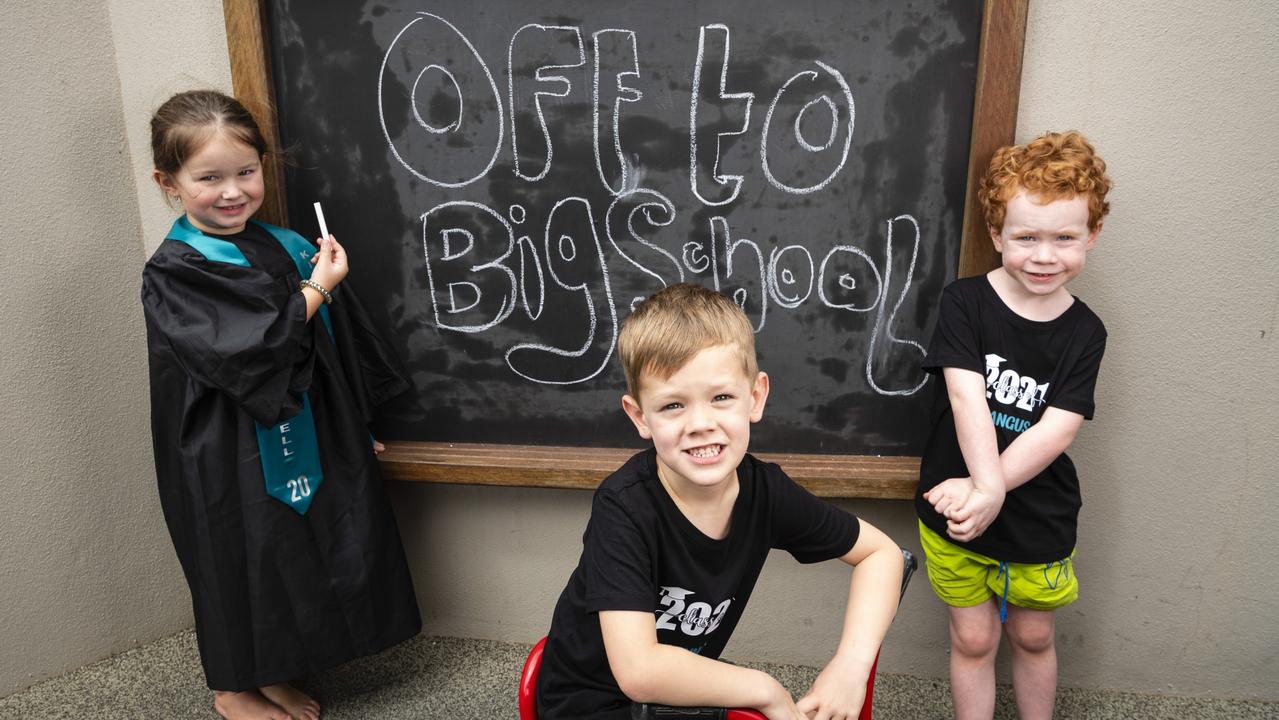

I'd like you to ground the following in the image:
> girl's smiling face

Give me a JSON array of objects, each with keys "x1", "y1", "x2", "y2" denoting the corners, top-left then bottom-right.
[
  {"x1": 156, "y1": 133, "x2": 264, "y2": 235},
  {"x1": 622, "y1": 344, "x2": 769, "y2": 497}
]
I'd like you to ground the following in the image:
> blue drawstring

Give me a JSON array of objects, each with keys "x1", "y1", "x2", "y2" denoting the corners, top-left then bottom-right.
[{"x1": 997, "y1": 561, "x2": 1010, "y2": 624}]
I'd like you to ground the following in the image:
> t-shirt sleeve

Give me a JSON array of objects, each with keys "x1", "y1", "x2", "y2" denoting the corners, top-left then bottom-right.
[
  {"x1": 921, "y1": 282, "x2": 985, "y2": 375},
  {"x1": 141, "y1": 244, "x2": 314, "y2": 426},
  {"x1": 766, "y1": 465, "x2": 861, "y2": 564},
  {"x1": 1048, "y1": 322, "x2": 1107, "y2": 420},
  {"x1": 582, "y1": 488, "x2": 655, "y2": 613}
]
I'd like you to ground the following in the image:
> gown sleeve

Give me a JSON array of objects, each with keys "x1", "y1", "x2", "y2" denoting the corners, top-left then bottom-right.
[
  {"x1": 329, "y1": 282, "x2": 411, "y2": 423},
  {"x1": 141, "y1": 242, "x2": 315, "y2": 427}
]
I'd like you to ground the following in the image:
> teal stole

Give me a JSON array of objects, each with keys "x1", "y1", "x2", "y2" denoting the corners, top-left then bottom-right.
[{"x1": 166, "y1": 215, "x2": 330, "y2": 515}]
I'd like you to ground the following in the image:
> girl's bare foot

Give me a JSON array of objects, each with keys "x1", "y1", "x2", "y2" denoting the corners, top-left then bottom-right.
[
  {"x1": 213, "y1": 690, "x2": 289, "y2": 720},
  {"x1": 259, "y1": 683, "x2": 321, "y2": 720}
]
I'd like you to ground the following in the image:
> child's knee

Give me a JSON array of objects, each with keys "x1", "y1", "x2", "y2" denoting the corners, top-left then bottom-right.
[
  {"x1": 949, "y1": 610, "x2": 1001, "y2": 657},
  {"x1": 1005, "y1": 613, "x2": 1055, "y2": 653}
]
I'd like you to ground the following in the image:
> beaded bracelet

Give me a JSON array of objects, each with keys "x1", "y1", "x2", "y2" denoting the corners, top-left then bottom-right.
[{"x1": 299, "y1": 278, "x2": 333, "y2": 305}]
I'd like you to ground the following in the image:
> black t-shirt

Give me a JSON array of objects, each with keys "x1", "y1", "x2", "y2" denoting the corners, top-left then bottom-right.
[
  {"x1": 537, "y1": 449, "x2": 861, "y2": 719},
  {"x1": 915, "y1": 276, "x2": 1106, "y2": 563}
]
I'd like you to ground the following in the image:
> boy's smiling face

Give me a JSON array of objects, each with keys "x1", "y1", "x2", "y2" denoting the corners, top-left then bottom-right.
[
  {"x1": 622, "y1": 344, "x2": 769, "y2": 496},
  {"x1": 992, "y1": 190, "x2": 1099, "y2": 301}
]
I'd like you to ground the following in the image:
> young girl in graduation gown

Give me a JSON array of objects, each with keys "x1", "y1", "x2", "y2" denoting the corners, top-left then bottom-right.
[{"x1": 141, "y1": 90, "x2": 420, "y2": 720}]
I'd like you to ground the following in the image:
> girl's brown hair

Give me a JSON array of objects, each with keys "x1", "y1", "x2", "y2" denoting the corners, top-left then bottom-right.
[{"x1": 150, "y1": 90, "x2": 268, "y2": 185}]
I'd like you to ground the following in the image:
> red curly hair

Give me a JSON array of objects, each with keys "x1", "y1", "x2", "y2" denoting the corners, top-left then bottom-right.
[{"x1": 979, "y1": 130, "x2": 1112, "y2": 233}]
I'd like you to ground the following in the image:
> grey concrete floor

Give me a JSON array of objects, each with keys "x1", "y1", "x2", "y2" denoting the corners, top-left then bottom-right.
[{"x1": 1, "y1": 631, "x2": 1274, "y2": 719}]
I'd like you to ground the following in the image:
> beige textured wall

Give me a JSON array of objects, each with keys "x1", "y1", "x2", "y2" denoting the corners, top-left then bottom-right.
[
  {"x1": 0, "y1": 0, "x2": 231, "y2": 697},
  {"x1": 107, "y1": 0, "x2": 235, "y2": 254},
  {"x1": 1007, "y1": 2, "x2": 1279, "y2": 697},
  {"x1": 3, "y1": 0, "x2": 1275, "y2": 703}
]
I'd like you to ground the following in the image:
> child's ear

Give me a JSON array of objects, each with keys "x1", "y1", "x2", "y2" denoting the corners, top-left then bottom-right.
[
  {"x1": 748, "y1": 371, "x2": 770, "y2": 423},
  {"x1": 621, "y1": 394, "x2": 652, "y2": 440},
  {"x1": 1086, "y1": 220, "x2": 1103, "y2": 250},
  {"x1": 989, "y1": 225, "x2": 1004, "y2": 253},
  {"x1": 153, "y1": 170, "x2": 180, "y2": 198}
]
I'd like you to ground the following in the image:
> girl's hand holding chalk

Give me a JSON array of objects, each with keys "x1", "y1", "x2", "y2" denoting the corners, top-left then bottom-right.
[
  {"x1": 311, "y1": 234, "x2": 349, "y2": 290},
  {"x1": 309, "y1": 202, "x2": 349, "y2": 290}
]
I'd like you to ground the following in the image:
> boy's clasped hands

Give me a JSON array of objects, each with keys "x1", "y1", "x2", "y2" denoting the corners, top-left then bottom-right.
[{"x1": 923, "y1": 476, "x2": 1006, "y2": 543}]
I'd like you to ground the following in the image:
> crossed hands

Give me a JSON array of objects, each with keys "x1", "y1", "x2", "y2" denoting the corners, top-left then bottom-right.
[
  {"x1": 796, "y1": 655, "x2": 870, "y2": 720},
  {"x1": 923, "y1": 477, "x2": 1005, "y2": 542},
  {"x1": 757, "y1": 656, "x2": 869, "y2": 720},
  {"x1": 757, "y1": 688, "x2": 807, "y2": 720}
]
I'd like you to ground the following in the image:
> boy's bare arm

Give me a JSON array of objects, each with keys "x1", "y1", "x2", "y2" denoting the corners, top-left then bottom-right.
[
  {"x1": 600, "y1": 611, "x2": 804, "y2": 720},
  {"x1": 942, "y1": 367, "x2": 1006, "y2": 541},
  {"x1": 798, "y1": 519, "x2": 903, "y2": 719},
  {"x1": 994, "y1": 406, "x2": 1085, "y2": 491},
  {"x1": 930, "y1": 406, "x2": 1085, "y2": 496}
]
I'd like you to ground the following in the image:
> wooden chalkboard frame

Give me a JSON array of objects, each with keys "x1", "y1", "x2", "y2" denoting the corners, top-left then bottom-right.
[{"x1": 223, "y1": 0, "x2": 1028, "y2": 499}]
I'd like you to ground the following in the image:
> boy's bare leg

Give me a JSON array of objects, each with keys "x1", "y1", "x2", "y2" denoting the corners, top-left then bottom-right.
[
  {"x1": 1005, "y1": 605, "x2": 1057, "y2": 720},
  {"x1": 948, "y1": 601, "x2": 1001, "y2": 720},
  {"x1": 213, "y1": 690, "x2": 290, "y2": 720},
  {"x1": 259, "y1": 684, "x2": 321, "y2": 720}
]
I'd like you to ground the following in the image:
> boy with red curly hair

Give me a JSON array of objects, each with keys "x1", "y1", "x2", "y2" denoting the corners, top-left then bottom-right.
[{"x1": 914, "y1": 131, "x2": 1112, "y2": 719}]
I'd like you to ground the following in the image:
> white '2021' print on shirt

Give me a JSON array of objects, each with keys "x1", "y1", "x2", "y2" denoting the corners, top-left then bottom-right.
[
  {"x1": 985, "y1": 354, "x2": 1049, "y2": 411},
  {"x1": 655, "y1": 586, "x2": 732, "y2": 637}
]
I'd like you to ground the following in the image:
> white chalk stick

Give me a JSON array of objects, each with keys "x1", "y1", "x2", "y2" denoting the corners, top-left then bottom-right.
[{"x1": 313, "y1": 201, "x2": 330, "y2": 241}]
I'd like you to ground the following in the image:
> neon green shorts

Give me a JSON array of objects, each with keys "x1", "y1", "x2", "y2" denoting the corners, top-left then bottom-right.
[{"x1": 918, "y1": 520, "x2": 1078, "y2": 614}]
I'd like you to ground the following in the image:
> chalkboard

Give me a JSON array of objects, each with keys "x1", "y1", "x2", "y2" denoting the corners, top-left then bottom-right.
[{"x1": 225, "y1": 0, "x2": 1027, "y2": 494}]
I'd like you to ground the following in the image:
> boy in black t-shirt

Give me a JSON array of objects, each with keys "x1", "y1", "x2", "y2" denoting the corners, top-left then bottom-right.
[
  {"x1": 915, "y1": 131, "x2": 1112, "y2": 720},
  {"x1": 538, "y1": 283, "x2": 904, "y2": 720}
]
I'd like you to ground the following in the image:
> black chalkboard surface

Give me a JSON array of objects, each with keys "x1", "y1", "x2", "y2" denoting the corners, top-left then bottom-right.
[{"x1": 261, "y1": 0, "x2": 991, "y2": 457}]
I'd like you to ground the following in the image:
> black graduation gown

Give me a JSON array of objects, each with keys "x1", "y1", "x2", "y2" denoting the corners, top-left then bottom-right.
[{"x1": 141, "y1": 222, "x2": 421, "y2": 691}]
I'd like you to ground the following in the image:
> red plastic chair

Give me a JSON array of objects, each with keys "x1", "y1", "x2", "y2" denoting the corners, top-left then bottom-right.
[
  {"x1": 518, "y1": 636, "x2": 766, "y2": 719},
  {"x1": 519, "y1": 549, "x2": 915, "y2": 720}
]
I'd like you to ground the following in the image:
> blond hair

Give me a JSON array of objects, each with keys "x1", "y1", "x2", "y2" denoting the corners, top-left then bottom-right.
[
  {"x1": 979, "y1": 130, "x2": 1113, "y2": 232},
  {"x1": 618, "y1": 283, "x2": 758, "y2": 400}
]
